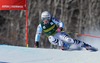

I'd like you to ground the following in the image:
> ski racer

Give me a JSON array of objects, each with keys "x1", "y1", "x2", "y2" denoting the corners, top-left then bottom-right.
[{"x1": 34, "y1": 11, "x2": 97, "y2": 51}]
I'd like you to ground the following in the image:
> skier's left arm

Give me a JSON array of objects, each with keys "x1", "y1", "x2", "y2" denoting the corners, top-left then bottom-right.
[{"x1": 52, "y1": 17, "x2": 64, "y2": 32}]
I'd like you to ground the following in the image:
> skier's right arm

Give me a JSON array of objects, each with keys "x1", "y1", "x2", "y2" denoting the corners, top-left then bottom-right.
[{"x1": 35, "y1": 24, "x2": 42, "y2": 47}]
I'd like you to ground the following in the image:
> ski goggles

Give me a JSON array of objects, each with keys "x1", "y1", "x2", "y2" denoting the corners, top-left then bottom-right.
[{"x1": 42, "y1": 17, "x2": 50, "y2": 22}]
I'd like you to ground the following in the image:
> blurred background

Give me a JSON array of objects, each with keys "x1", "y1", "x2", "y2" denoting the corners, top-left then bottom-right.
[{"x1": 0, "y1": 0, "x2": 100, "y2": 48}]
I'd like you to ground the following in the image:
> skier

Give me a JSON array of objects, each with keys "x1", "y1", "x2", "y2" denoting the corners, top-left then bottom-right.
[{"x1": 34, "y1": 11, "x2": 97, "y2": 51}]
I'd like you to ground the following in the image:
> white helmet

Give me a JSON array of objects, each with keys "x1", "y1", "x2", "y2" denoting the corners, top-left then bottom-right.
[{"x1": 41, "y1": 11, "x2": 51, "y2": 21}]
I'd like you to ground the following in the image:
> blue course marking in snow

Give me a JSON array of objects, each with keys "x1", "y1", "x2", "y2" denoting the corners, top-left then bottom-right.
[{"x1": 0, "y1": 61, "x2": 9, "y2": 63}]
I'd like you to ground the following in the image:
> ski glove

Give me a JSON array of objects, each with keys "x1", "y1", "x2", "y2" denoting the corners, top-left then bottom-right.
[
  {"x1": 34, "y1": 42, "x2": 39, "y2": 48},
  {"x1": 56, "y1": 27, "x2": 63, "y2": 32}
]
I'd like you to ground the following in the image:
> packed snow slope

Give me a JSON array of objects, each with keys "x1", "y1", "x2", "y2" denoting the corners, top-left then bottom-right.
[{"x1": 0, "y1": 45, "x2": 100, "y2": 63}]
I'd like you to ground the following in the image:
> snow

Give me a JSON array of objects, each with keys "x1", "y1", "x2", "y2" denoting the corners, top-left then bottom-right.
[{"x1": 0, "y1": 45, "x2": 100, "y2": 63}]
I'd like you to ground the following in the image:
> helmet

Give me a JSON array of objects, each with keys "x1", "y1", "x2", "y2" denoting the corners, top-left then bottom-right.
[{"x1": 41, "y1": 11, "x2": 51, "y2": 21}]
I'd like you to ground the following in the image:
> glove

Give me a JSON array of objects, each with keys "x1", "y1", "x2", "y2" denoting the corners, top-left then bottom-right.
[
  {"x1": 56, "y1": 27, "x2": 63, "y2": 32},
  {"x1": 34, "y1": 42, "x2": 39, "y2": 48}
]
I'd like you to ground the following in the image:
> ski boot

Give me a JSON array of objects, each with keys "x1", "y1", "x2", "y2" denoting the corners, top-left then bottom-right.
[
  {"x1": 82, "y1": 42, "x2": 98, "y2": 52},
  {"x1": 61, "y1": 42, "x2": 70, "y2": 50}
]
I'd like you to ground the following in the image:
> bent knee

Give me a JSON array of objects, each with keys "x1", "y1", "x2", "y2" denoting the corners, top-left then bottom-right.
[
  {"x1": 48, "y1": 36, "x2": 58, "y2": 45},
  {"x1": 66, "y1": 38, "x2": 74, "y2": 44}
]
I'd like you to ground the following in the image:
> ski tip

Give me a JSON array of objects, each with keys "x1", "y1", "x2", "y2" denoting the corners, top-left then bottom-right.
[{"x1": 90, "y1": 48, "x2": 98, "y2": 52}]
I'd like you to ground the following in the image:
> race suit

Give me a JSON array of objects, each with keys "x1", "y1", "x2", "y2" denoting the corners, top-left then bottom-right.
[{"x1": 35, "y1": 17, "x2": 83, "y2": 48}]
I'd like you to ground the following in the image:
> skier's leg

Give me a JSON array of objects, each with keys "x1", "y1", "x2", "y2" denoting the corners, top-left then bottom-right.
[
  {"x1": 56, "y1": 32, "x2": 75, "y2": 44},
  {"x1": 48, "y1": 36, "x2": 70, "y2": 50},
  {"x1": 54, "y1": 32, "x2": 79, "y2": 50},
  {"x1": 74, "y1": 39, "x2": 98, "y2": 51},
  {"x1": 55, "y1": 32, "x2": 98, "y2": 51}
]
